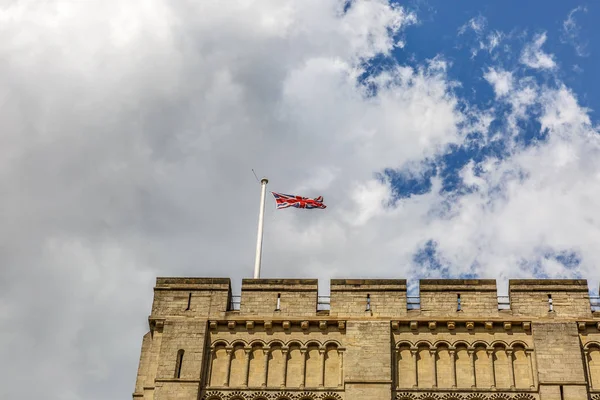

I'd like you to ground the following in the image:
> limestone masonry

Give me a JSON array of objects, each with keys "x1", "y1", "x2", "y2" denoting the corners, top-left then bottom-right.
[{"x1": 133, "y1": 278, "x2": 600, "y2": 400}]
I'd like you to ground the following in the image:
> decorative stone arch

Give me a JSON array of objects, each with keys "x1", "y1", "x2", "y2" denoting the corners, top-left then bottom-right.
[
  {"x1": 321, "y1": 392, "x2": 343, "y2": 400},
  {"x1": 418, "y1": 392, "x2": 440, "y2": 400},
  {"x1": 490, "y1": 340, "x2": 509, "y2": 349},
  {"x1": 414, "y1": 340, "x2": 434, "y2": 349},
  {"x1": 584, "y1": 341, "x2": 600, "y2": 350},
  {"x1": 267, "y1": 339, "x2": 286, "y2": 350},
  {"x1": 465, "y1": 393, "x2": 487, "y2": 400},
  {"x1": 323, "y1": 339, "x2": 343, "y2": 348},
  {"x1": 395, "y1": 392, "x2": 417, "y2": 400},
  {"x1": 514, "y1": 394, "x2": 536, "y2": 400},
  {"x1": 396, "y1": 340, "x2": 413, "y2": 349},
  {"x1": 288, "y1": 339, "x2": 304, "y2": 349},
  {"x1": 296, "y1": 391, "x2": 316, "y2": 399},
  {"x1": 202, "y1": 391, "x2": 224, "y2": 400},
  {"x1": 471, "y1": 340, "x2": 489, "y2": 349},
  {"x1": 440, "y1": 394, "x2": 461, "y2": 400},
  {"x1": 591, "y1": 394, "x2": 600, "y2": 400},
  {"x1": 249, "y1": 339, "x2": 268, "y2": 347},
  {"x1": 489, "y1": 393, "x2": 511, "y2": 400},
  {"x1": 248, "y1": 392, "x2": 272, "y2": 400},
  {"x1": 212, "y1": 340, "x2": 229, "y2": 348},
  {"x1": 433, "y1": 340, "x2": 452, "y2": 349},
  {"x1": 273, "y1": 391, "x2": 294, "y2": 400},
  {"x1": 226, "y1": 391, "x2": 247, "y2": 400},
  {"x1": 508, "y1": 340, "x2": 529, "y2": 350},
  {"x1": 231, "y1": 339, "x2": 249, "y2": 348},
  {"x1": 305, "y1": 339, "x2": 323, "y2": 349},
  {"x1": 452, "y1": 340, "x2": 470, "y2": 349}
]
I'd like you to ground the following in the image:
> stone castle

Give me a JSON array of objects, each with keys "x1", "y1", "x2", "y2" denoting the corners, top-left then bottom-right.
[{"x1": 133, "y1": 278, "x2": 600, "y2": 400}]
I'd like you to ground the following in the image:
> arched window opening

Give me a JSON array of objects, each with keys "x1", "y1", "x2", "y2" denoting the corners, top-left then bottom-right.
[
  {"x1": 366, "y1": 294, "x2": 371, "y2": 311},
  {"x1": 548, "y1": 294, "x2": 554, "y2": 312},
  {"x1": 457, "y1": 293, "x2": 462, "y2": 311},
  {"x1": 276, "y1": 293, "x2": 281, "y2": 311},
  {"x1": 174, "y1": 349, "x2": 184, "y2": 378}
]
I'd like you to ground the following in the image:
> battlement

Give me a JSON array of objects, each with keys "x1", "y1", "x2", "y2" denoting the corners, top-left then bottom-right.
[
  {"x1": 149, "y1": 277, "x2": 600, "y2": 319},
  {"x1": 135, "y1": 277, "x2": 600, "y2": 400}
]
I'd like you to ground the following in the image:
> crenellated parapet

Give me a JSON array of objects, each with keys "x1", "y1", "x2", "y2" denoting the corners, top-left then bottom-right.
[{"x1": 134, "y1": 277, "x2": 600, "y2": 400}]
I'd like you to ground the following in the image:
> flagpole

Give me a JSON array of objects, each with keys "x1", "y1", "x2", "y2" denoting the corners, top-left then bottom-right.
[{"x1": 253, "y1": 177, "x2": 268, "y2": 279}]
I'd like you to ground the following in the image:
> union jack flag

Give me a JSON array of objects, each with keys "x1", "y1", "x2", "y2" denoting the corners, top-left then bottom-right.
[{"x1": 271, "y1": 192, "x2": 327, "y2": 210}]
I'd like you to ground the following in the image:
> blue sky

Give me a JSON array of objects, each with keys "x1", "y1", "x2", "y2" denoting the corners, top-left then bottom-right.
[
  {"x1": 359, "y1": 1, "x2": 600, "y2": 283},
  {"x1": 2, "y1": 1, "x2": 600, "y2": 398}
]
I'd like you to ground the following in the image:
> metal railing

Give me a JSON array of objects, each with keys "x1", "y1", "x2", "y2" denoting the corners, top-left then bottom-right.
[
  {"x1": 229, "y1": 295, "x2": 241, "y2": 311},
  {"x1": 317, "y1": 296, "x2": 331, "y2": 311},
  {"x1": 498, "y1": 296, "x2": 511, "y2": 310},
  {"x1": 225, "y1": 294, "x2": 600, "y2": 312},
  {"x1": 407, "y1": 296, "x2": 421, "y2": 310},
  {"x1": 591, "y1": 296, "x2": 600, "y2": 312}
]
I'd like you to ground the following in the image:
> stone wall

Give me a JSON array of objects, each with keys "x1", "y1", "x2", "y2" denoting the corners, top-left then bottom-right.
[{"x1": 133, "y1": 278, "x2": 600, "y2": 400}]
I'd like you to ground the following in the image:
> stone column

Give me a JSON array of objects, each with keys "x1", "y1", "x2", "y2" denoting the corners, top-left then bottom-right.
[
  {"x1": 487, "y1": 348, "x2": 496, "y2": 388},
  {"x1": 430, "y1": 348, "x2": 438, "y2": 388},
  {"x1": 262, "y1": 348, "x2": 270, "y2": 387},
  {"x1": 506, "y1": 349, "x2": 515, "y2": 388},
  {"x1": 243, "y1": 347, "x2": 251, "y2": 387},
  {"x1": 449, "y1": 348, "x2": 457, "y2": 388},
  {"x1": 281, "y1": 348, "x2": 289, "y2": 387},
  {"x1": 526, "y1": 349, "x2": 538, "y2": 388},
  {"x1": 319, "y1": 348, "x2": 326, "y2": 387},
  {"x1": 299, "y1": 348, "x2": 307, "y2": 388},
  {"x1": 584, "y1": 349, "x2": 593, "y2": 390},
  {"x1": 338, "y1": 349, "x2": 344, "y2": 387},
  {"x1": 206, "y1": 347, "x2": 215, "y2": 387},
  {"x1": 224, "y1": 347, "x2": 233, "y2": 386},
  {"x1": 468, "y1": 348, "x2": 476, "y2": 388},
  {"x1": 411, "y1": 347, "x2": 418, "y2": 388}
]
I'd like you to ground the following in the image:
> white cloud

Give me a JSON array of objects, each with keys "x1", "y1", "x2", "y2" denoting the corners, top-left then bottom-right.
[
  {"x1": 458, "y1": 15, "x2": 487, "y2": 36},
  {"x1": 561, "y1": 6, "x2": 589, "y2": 57},
  {"x1": 483, "y1": 67, "x2": 513, "y2": 98},
  {"x1": 520, "y1": 32, "x2": 556, "y2": 70}
]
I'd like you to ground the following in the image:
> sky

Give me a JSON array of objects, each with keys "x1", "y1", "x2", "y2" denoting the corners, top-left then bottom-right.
[{"x1": 1, "y1": 0, "x2": 600, "y2": 398}]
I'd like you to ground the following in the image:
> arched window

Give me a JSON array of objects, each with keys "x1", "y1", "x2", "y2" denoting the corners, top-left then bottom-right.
[{"x1": 174, "y1": 349, "x2": 184, "y2": 378}]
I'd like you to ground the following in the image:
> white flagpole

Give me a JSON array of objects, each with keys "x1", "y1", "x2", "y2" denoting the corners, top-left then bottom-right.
[{"x1": 253, "y1": 178, "x2": 269, "y2": 279}]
